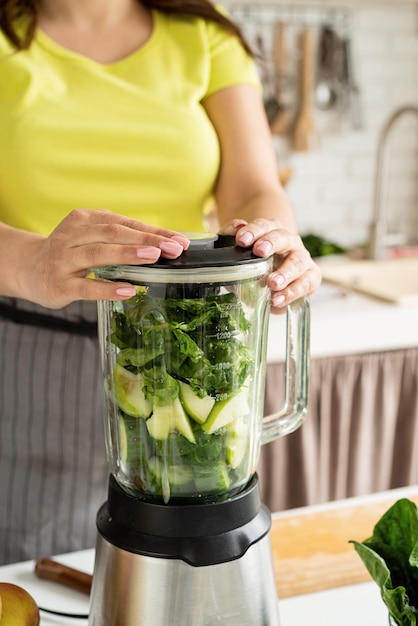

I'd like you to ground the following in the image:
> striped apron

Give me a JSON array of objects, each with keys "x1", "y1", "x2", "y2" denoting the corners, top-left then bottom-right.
[{"x1": 0, "y1": 297, "x2": 108, "y2": 565}]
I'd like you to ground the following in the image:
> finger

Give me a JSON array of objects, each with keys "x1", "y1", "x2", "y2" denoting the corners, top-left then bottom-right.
[
  {"x1": 74, "y1": 228, "x2": 185, "y2": 259},
  {"x1": 69, "y1": 241, "x2": 190, "y2": 273},
  {"x1": 234, "y1": 218, "x2": 282, "y2": 249},
  {"x1": 61, "y1": 276, "x2": 139, "y2": 304},
  {"x1": 61, "y1": 209, "x2": 190, "y2": 249},
  {"x1": 269, "y1": 250, "x2": 308, "y2": 290},
  {"x1": 270, "y1": 266, "x2": 322, "y2": 309},
  {"x1": 218, "y1": 219, "x2": 248, "y2": 237}
]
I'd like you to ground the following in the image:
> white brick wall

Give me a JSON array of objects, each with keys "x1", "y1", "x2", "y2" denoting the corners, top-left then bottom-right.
[{"x1": 226, "y1": 1, "x2": 418, "y2": 249}]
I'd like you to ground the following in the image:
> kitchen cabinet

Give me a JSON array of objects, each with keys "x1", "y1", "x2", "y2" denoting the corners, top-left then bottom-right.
[{"x1": 259, "y1": 284, "x2": 418, "y2": 512}]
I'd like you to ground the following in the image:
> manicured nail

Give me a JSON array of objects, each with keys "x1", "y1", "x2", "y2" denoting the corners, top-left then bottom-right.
[
  {"x1": 170, "y1": 235, "x2": 190, "y2": 249},
  {"x1": 239, "y1": 232, "x2": 254, "y2": 246},
  {"x1": 272, "y1": 274, "x2": 285, "y2": 288},
  {"x1": 116, "y1": 287, "x2": 137, "y2": 297},
  {"x1": 136, "y1": 246, "x2": 160, "y2": 260},
  {"x1": 160, "y1": 241, "x2": 183, "y2": 256},
  {"x1": 257, "y1": 241, "x2": 273, "y2": 256},
  {"x1": 272, "y1": 294, "x2": 286, "y2": 306}
]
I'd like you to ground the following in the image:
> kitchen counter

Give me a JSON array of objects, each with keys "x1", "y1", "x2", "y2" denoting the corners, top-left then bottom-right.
[
  {"x1": 261, "y1": 275, "x2": 418, "y2": 512},
  {"x1": 267, "y1": 281, "x2": 418, "y2": 361},
  {"x1": 2, "y1": 486, "x2": 418, "y2": 625}
]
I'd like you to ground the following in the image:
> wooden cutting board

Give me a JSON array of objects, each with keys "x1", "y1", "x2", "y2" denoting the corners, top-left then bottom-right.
[
  {"x1": 320, "y1": 257, "x2": 418, "y2": 304},
  {"x1": 270, "y1": 491, "x2": 418, "y2": 598}
]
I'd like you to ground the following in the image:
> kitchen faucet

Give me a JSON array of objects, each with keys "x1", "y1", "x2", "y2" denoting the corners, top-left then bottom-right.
[{"x1": 368, "y1": 104, "x2": 418, "y2": 260}]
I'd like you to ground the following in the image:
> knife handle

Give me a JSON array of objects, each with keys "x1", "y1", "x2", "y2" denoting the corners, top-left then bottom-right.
[{"x1": 35, "y1": 557, "x2": 92, "y2": 595}]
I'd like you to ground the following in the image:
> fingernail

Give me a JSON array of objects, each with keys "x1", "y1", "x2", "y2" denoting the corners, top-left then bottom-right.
[
  {"x1": 116, "y1": 287, "x2": 137, "y2": 297},
  {"x1": 239, "y1": 232, "x2": 254, "y2": 246},
  {"x1": 257, "y1": 241, "x2": 273, "y2": 256},
  {"x1": 272, "y1": 294, "x2": 286, "y2": 306},
  {"x1": 272, "y1": 274, "x2": 285, "y2": 288},
  {"x1": 136, "y1": 247, "x2": 161, "y2": 260},
  {"x1": 160, "y1": 241, "x2": 183, "y2": 256},
  {"x1": 170, "y1": 235, "x2": 190, "y2": 249}
]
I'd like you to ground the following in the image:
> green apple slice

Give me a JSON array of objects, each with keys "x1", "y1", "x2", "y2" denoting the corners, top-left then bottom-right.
[
  {"x1": 146, "y1": 397, "x2": 196, "y2": 443},
  {"x1": 225, "y1": 417, "x2": 249, "y2": 469},
  {"x1": 178, "y1": 381, "x2": 215, "y2": 424},
  {"x1": 202, "y1": 389, "x2": 250, "y2": 435},
  {"x1": 113, "y1": 363, "x2": 152, "y2": 418},
  {"x1": 118, "y1": 416, "x2": 128, "y2": 465},
  {"x1": 194, "y1": 463, "x2": 231, "y2": 494}
]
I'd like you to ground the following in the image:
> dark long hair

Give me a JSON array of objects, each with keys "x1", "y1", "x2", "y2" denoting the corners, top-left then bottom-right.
[{"x1": 0, "y1": 0, "x2": 252, "y2": 54}]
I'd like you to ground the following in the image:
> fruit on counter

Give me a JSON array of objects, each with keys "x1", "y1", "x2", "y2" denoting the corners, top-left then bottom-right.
[
  {"x1": 113, "y1": 363, "x2": 152, "y2": 418},
  {"x1": 0, "y1": 583, "x2": 40, "y2": 625}
]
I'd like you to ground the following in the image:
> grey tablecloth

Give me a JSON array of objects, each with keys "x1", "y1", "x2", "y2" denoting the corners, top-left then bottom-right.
[
  {"x1": 0, "y1": 298, "x2": 108, "y2": 565},
  {"x1": 258, "y1": 347, "x2": 418, "y2": 512}
]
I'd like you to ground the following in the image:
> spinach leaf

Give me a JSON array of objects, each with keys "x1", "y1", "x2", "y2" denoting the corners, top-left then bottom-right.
[
  {"x1": 141, "y1": 368, "x2": 179, "y2": 407},
  {"x1": 109, "y1": 289, "x2": 252, "y2": 403},
  {"x1": 351, "y1": 498, "x2": 418, "y2": 625}
]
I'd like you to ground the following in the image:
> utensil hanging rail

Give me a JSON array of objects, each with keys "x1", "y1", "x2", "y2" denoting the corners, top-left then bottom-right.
[{"x1": 230, "y1": 3, "x2": 352, "y2": 30}]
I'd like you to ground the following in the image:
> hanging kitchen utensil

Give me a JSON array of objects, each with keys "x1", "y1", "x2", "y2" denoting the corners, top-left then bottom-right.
[
  {"x1": 255, "y1": 32, "x2": 281, "y2": 126},
  {"x1": 341, "y1": 35, "x2": 363, "y2": 130},
  {"x1": 292, "y1": 28, "x2": 318, "y2": 152},
  {"x1": 314, "y1": 24, "x2": 342, "y2": 112},
  {"x1": 270, "y1": 21, "x2": 292, "y2": 136}
]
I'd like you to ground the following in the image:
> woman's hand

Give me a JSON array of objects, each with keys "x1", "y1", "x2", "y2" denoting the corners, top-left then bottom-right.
[
  {"x1": 11, "y1": 209, "x2": 190, "y2": 308},
  {"x1": 204, "y1": 84, "x2": 321, "y2": 310},
  {"x1": 219, "y1": 218, "x2": 322, "y2": 310}
]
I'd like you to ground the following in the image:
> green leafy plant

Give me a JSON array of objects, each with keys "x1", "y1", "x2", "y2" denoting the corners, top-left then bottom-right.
[
  {"x1": 107, "y1": 287, "x2": 255, "y2": 502},
  {"x1": 351, "y1": 498, "x2": 418, "y2": 625},
  {"x1": 301, "y1": 233, "x2": 347, "y2": 258}
]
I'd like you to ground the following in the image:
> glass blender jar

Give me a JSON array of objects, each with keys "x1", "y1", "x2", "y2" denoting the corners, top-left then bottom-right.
[{"x1": 89, "y1": 234, "x2": 309, "y2": 626}]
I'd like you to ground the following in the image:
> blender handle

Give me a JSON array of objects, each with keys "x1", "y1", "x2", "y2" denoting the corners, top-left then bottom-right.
[{"x1": 261, "y1": 296, "x2": 310, "y2": 445}]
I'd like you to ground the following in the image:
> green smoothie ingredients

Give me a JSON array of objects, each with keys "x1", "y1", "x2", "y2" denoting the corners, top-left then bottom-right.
[
  {"x1": 351, "y1": 498, "x2": 418, "y2": 625},
  {"x1": 107, "y1": 287, "x2": 254, "y2": 502}
]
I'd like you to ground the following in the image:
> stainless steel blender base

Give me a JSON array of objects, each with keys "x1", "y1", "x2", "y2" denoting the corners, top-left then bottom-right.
[{"x1": 89, "y1": 531, "x2": 280, "y2": 626}]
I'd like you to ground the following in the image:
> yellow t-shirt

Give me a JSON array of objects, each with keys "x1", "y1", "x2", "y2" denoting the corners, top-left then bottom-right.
[{"x1": 0, "y1": 10, "x2": 259, "y2": 235}]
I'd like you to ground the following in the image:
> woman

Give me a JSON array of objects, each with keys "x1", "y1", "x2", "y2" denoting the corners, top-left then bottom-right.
[{"x1": 0, "y1": 0, "x2": 321, "y2": 564}]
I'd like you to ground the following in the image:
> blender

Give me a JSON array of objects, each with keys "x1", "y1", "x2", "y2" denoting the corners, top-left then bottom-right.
[{"x1": 89, "y1": 234, "x2": 309, "y2": 626}]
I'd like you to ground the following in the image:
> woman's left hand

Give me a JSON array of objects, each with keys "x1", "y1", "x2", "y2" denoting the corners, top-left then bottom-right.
[{"x1": 219, "y1": 218, "x2": 322, "y2": 310}]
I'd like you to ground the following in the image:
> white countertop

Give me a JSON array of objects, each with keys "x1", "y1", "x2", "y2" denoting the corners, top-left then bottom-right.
[
  {"x1": 5, "y1": 486, "x2": 417, "y2": 625},
  {"x1": 0, "y1": 548, "x2": 388, "y2": 626},
  {"x1": 280, "y1": 582, "x2": 388, "y2": 625},
  {"x1": 267, "y1": 281, "x2": 418, "y2": 362}
]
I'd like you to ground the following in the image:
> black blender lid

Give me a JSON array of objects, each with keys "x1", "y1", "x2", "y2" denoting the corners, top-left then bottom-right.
[
  {"x1": 93, "y1": 233, "x2": 272, "y2": 286},
  {"x1": 149, "y1": 233, "x2": 267, "y2": 269}
]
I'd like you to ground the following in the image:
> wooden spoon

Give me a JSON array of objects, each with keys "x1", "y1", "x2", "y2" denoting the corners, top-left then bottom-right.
[{"x1": 292, "y1": 28, "x2": 318, "y2": 152}]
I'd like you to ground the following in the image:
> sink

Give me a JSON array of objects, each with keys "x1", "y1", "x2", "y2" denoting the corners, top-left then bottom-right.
[{"x1": 319, "y1": 257, "x2": 418, "y2": 304}]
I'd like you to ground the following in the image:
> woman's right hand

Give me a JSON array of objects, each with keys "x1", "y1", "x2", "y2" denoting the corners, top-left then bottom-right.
[{"x1": 11, "y1": 209, "x2": 190, "y2": 308}]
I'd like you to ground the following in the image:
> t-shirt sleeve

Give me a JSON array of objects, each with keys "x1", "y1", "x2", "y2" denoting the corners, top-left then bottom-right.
[{"x1": 204, "y1": 16, "x2": 261, "y2": 97}]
